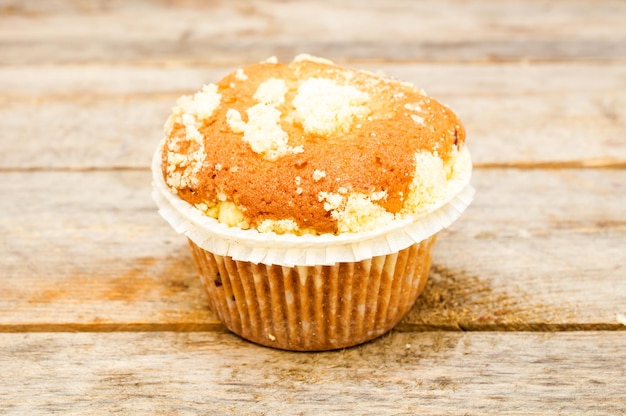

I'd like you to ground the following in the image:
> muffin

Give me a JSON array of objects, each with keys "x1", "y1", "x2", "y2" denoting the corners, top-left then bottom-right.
[{"x1": 152, "y1": 54, "x2": 473, "y2": 351}]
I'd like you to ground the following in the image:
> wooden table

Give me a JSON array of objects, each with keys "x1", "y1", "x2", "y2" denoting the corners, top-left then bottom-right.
[{"x1": 1, "y1": 1, "x2": 625, "y2": 414}]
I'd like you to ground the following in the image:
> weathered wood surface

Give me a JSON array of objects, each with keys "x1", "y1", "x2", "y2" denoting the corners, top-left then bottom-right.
[
  {"x1": 1, "y1": 0, "x2": 626, "y2": 64},
  {"x1": 1, "y1": 331, "x2": 625, "y2": 415},
  {"x1": 1, "y1": 168, "x2": 624, "y2": 331},
  {"x1": 1, "y1": 0, "x2": 625, "y2": 414},
  {"x1": 1, "y1": 63, "x2": 625, "y2": 169}
]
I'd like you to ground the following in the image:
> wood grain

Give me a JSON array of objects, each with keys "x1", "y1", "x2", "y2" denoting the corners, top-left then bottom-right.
[
  {"x1": 1, "y1": 1, "x2": 625, "y2": 412},
  {"x1": 1, "y1": 168, "x2": 624, "y2": 331},
  {"x1": 1, "y1": 331, "x2": 624, "y2": 415},
  {"x1": 1, "y1": 63, "x2": 625, "y2": 169},
  {"x1": 1, "y1": 0, "x2": 625, "y2": 64}
]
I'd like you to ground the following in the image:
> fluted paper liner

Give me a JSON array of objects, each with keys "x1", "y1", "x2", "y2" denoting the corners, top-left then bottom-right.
[
  {"x1": 151, "y1": 145, "x2": 474, "y2": 267},
  {"x1": 189, "y1": 235, "x2": 436, "y2": 351}
]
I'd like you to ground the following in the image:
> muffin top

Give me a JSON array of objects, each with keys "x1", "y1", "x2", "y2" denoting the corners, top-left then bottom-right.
[{"x1": 161, "y1": 55, "x2": 466, "y2": 235}]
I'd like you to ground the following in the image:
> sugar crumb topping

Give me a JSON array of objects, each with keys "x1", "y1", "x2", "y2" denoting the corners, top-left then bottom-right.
[
  {"x1": 400, "y1": 151, "x2": 448, "y2": 216},
  {"x1": 254, "y1": 78, "x2": 288, "y2": 106},
  {"x1": 217, "y1": 201, "x2": 249, "y2": 229},
  {"x1": 312, "y1": 169, "x2": 326, "y2": 181},
  {"x1": 194, "y1": 202, "x2": 219, "y2": 218},
  {"x1": 404, "y1": 102, "x2": 423, "y2": 112},
  {"x1": 193, "y1": 200, "x2": 249, "y2": 229},
  {"x1": 227, "y1": 79, "x2": 303, "y2": 160},
  {"x1": 176, "y1": 84, "x2": 221, "y2": 121},
  {"x1": 235, "y1": 68, "x2": 248, "y2": 81},
  {"x1": 181, "y1": 113, "x2": 202, "y2": 143},
  {"x1": 335, "y1": 193, "x2": 394, "y2": 233},
  {"x1": 370, "y1": 190, "x2": 388, "y2": 201},
  {"x1": 411, "y1": 114, "x2": 426, "y2": 126},
  {"x1": 292, "y1": 53, "x2": 334, "y2": 65},
  {"x1": 226, "y1": 109, "x2": 246, "y2": 133},
  {"x1": 165, "y1": 130, "x2": 205, "y2": 189},
  {"x1": 164, "y1": 84, "x2": 222, "y2": 189},
  {"x1": 318, "y1": 192, "x2": 344, "y2": 212},
  {"x1": 241, "y1": 103, "x2": 294, "y2": 160},
  {"x1": 293, "y1": 77, "x2": 370, "y2": 135},
  {"x1": 257, "y1": 219, "x2": 300, "y2": 234},
  {"x1": 262, "y1": 56, "x2": 278, "y2": 64},
  {"x1": 317, "y1": 191, "x2": 394, "y2": 233}
]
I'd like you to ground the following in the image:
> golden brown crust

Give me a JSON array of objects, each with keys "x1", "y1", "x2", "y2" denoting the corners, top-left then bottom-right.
[{"x1": 161, "y1": 57, "x2": 465, "y2": 234}]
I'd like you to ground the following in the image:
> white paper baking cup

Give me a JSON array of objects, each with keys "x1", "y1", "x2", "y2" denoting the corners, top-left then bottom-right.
[{"x1": 152, "y1": 144, "x2": 474, "y2": 267}]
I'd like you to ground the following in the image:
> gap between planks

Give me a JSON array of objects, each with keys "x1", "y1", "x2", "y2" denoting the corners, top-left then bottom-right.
[{"x1": 1, "y1": 321, "x2": 624, "y2": 334}]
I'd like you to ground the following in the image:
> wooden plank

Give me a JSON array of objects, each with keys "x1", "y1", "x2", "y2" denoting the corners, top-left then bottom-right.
[
  {"x1": 1, "y1": 168, "x2": 624, "y2": 330},
  {"x1": 2, "y1": 63, "x2": 625, "y2": 98},
  {"x1": 409, "y1": 168, "x2": 626, "y2": 331},
  {"x1": 0, "y1": 170, "x2": 215, "y2": 330},
  {"x1": 1, "y1": 0, "x2": 625, "y2": 65},
  {"x1": 1, "y1": 331, "x2": 624, "y2": 415},
  {"x1": 1, "y1": 63, "x2": 625, "y2": 169}
]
